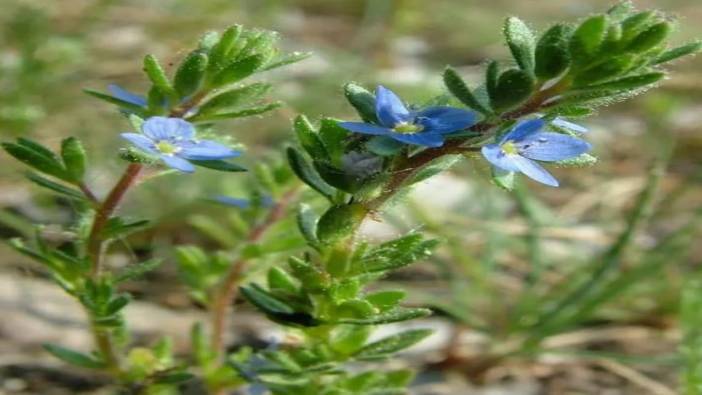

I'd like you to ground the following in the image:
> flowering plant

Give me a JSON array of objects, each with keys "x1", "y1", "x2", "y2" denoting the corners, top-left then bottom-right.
[{"x1": 2, "y1": 3, "x2": 700, "y2": 394}]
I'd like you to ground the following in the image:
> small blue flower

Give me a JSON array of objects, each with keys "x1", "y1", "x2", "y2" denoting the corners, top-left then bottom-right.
[
  {"x1": 551, "y1": 117, "x2": 588, "y2": 134},
  {"x1": 481, "y1": 119, "x2": 591, "y2": 187},
  {"x1": 121, "y1": 116, "x2": 240, "y2": 173},
  {"x1": 108, "y1": 84, "x2": 147, "y2": 107},
  {"x1": 339, "y1": 86, "x2": 478, "y2": 148}
]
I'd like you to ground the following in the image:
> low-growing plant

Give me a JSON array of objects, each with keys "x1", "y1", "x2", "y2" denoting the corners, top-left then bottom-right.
[{"x1": 2, "y1": 2, "x2": 700, "y2": 394}]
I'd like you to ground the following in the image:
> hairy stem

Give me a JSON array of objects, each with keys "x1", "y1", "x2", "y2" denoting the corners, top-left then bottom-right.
[{"x1": 210, "y1": 187, "x2": 298, "y2": 356}]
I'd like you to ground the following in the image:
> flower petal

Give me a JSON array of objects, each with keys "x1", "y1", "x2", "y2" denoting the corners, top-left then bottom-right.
[
  {"x1": 160, "y1": 154, "x2": 195, "y2": 173},
  {"x1": 142, "y1": 117, "x2": 196, "y2": 141},
  {"x1": 178, "y1": 140, "x2": 241, "y2": 160},
  {"x1": 120, "y1": 133, "x2": 157, "y2": 153},
  {"x1": 375, "y1": 85, "x2": 410, "y2": 127},
  {"x1": 518, "y1": 132, "x2": 591, "y2": 162},
  {"x1": 481, "y1": 144, "x2": 521, "y2": 172},
  {"x1": 108, "y1": 84, "x2": 147, "y2": 107},
  {"x1": 390, "y1": 132, "x2": 444, "y2": 147},
  {"x1": 501, "y1": 119, "x2": 545, "y2": 143},
  {"x1": 511, "y1": 156, "x2": 559, "y2": 187},
  {"x1": 339, "y1": 122, "x2": 392, "y2": 136},
  {"x1": 552, "y1": 117, "x2": 588, "y2": 134},
  {"x1": 415, "y1": 106, "x2": 478, "y2": 134}
]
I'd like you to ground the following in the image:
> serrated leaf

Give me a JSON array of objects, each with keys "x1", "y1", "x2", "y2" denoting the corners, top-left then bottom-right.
[
  {"x1": 355, "y1": 329, "x2": 432, "y2": 359},
  {"x1": 442, "y1": 67, "x2": 491, "y2": 114},
  {"x1": 192, "y1": 159, "x2": 247, "y2": 172},
  {"x1": 296, "y1": 203, "x2": 319, "y2": 247},
  {"x1": 287, "y1": 147, "x2": 335, "y2": 200},
  {"x1": 570, "y1": 15, "x2": 608, "y2": 65},
  {"x1": 25, "y1": 172, "x2": 85, "y2": 200},
  {"x1": 344, "y1": 83, "x2": 378, "y2": 124},
  {"x1": 83, "y1": 89, "x2": 145, "y2": 113},
  {"x1": 535, "y1": 24, "x2": 572, "y2": 80},
  {"x1": 143, "y1": 54, "x2": 175, "y2": 96},
  {"x1": 115, "y1": 258, "x2": 162, "y2": 283},
  {"x1": 43, "y1": 343, "x2": 105, "y2": 369},
  {"x1": 174, "y1": 51, "x2": 208, "y2": 98},
  {"x1": 491, "y1": 69, "x2": 534, "y2": 111},
  {"x1": 504, "y1": 17, "x2": 536, "y2": 73},
  {"x1": 338, "y1": 307, "x2": 431, "y2": 325},
  {"x1": 60, "y1": 137, "x2": 86, "y2": 183},
  {"x1": 213, "y1": 54, "x2": 265, "y2": 86}
]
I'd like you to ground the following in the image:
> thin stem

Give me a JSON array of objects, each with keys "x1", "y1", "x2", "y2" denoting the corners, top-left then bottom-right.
[
  {"x1": 209, "y1": 187, "x2": 298, "y2": 355},
  {"x1": 87, "y1": 163, "x2": 143, "y2": 278},
  {"x1": 79, "y1": 182, "x2": 99, "y2": 205}
]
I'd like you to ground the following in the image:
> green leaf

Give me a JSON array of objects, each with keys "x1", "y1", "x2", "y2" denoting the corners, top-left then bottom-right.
[
  {"x1": 570, "y1": 15, "x2": 608, "y2": 65},
  {"x1": 652, "y1": 41, "x2": 702, "y2": 65},
  {"x1": 174, "y1": 51, "x2": 208, "y2": 98},
  {"x1": 43, "y1": 343, "x2": 105, "y2": 369},
  {"x1": 365, "y1": 290, "x2": 406, "y2": 311},
  {"x1": 490, "y1": 69, "x2": 534, "y2": 111},
  {"x1": 355, "y1": 329, "x2": 432, "y2": 359},
  {"x1": 366, "y1": 136, "x2": 403, "y2": 156},
  {"x1": 101, "y1": 217, "x2": 150, "y2": 239},
  {"x1": 296, "y1": 204, "x2": 320, "y2": 247},
  {"x1": 198, "y1": 82, "x2": 272, "y2": 114},
  {"x1": 143, "y1": 54, "x2": 175, "y2": 96},
  {"x1": 485, "y1": 60, "x2": 500, "y2": 101},
  {"x1": 535, "y1": 24, "x2": 572, "y2": 80},
  {"x1": 442, "y1": 67, "x2": 491, "y2": 114},
  {"x1": 105, "y1": 294, "x2": 131, "y2": 315},
  {"x1": 115, "y1": 258, "x2": 162, "y2": 283},
  {"x1": 262, "y1": 51, "x2": 311, "y2": 71},
  {"x1": 627, "y1": 22, "x2": 671, "y2": 54},
  {"x1": 336, "y1": 299, "x2": 377, "y2": 319},
  {"x1": 607, "y1": 1, "x2": 635, "y2": 21},
  {"x1": 294, "y1": 115, "x2": 328, "y2": 159},
  {"x1": 352, "y1": 233, "x2": 438, "y2": 274},
  {"x1": 318, "y1": 119, "x2": 349, "y2": 164},
  {"x1": 576, "y1": 71, "x2": 664, "y2": 92},
  {"x1": 208, "y1": 25, "x2": 243, "y2": 73},
  {"x1": 504, "y1": 16, "x2": 536, "y2": 73},
  {"x1": 555, "y1": 153, "x2": 598, "y2": 167},
  {"x1": 3, "y1": 140, "x2": 69, "y2": 181},
  {"x1": 190, "y1": 102, "x2": 281, "y2": 121},
  {"x1": 60, "y1": 137, "x2": 86, "y2": 183},
  {"x1": 621, "y1": 11, "x2": 656, "y2": 42},
  {"x1": 491, "y1": 167, "x2": 515, "y2": 191},
  {"x1": 240, "y1": 284, "x2": 295, "y2": 315},
  {"x1": 409, "y1": 155, "x2": 461, "y2": 185},
  {"x1": 191, "y1": 159, "x2": 247, "y2": 172},
  {"x1": 213, "y1": 54, "x2": 265, "y2": 86},
  {"x1": 573, "y1": 54, "x2": 635, "y2": 86},
  {"x1": 83, "y1": 89, "x2": 145, "y2": 113},
  {"x1": 338, "y1": 307, "x2": 431, "y2": 325},
  {"x1": 268, "y1": 267, "x2": 299, "y2": 294},
  {"x1": 153, "y1": 372, "x2": 195, "y2": 385},
  {"x1": 344, "y1": 83, "x2": 378, "y2": 124},
  {"x1": 25, "y1": 173, "x2": 84, "y2": 200},
  {"x1": 286, "y1": 147, "x2": 335, "y2": 200},
  {"x1": 316, "y1": 204, "x2": 367, "y2": 245}
]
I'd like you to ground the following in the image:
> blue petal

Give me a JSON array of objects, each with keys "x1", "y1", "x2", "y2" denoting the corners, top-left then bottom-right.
[
  {"x1": 213, "y1": 195, "x2": 250, "y2": 208},
  {"x1": 517, "y1": 132, "x2": 591, "y2": 162},
  {"x1": 160, "y1": 154, "x2": 195, "y2": 173},
  {"x1": 390, "y1": 132, "x2": 445, "y2": 147},
  {"x1": 481, "y1": 144, "x2": 521, "y2": 172},
  {"x1": 142, "y1": 117, "x2": 196, "y2": 141},
  {"x1": 375, "y1": 85, "x2": 410, "y2": 127},
  {"x1": 339, "y1": 121, "x2": 392, "y2": 136},
  {"x1": 108, "y1": 84, "x2": 147, "y2": 107},
  {"x1": 120, "y1": 133, "x2": 157, "y2": 153},
  {"x1": 552, "y1": 118, "x2": 588, "y2": 134},
  {"x1": 415, "y1": 106, "x2": 478, "y2": 134},
  {"x1": 501, "y1": 119, "x2": 545, "y2": 143},
  {"x1": 511, "y1": 156, "x2": 559, "y2": 187},
  {"x1": 178, "y1": 140, "x2": 240, "y2": 160}
]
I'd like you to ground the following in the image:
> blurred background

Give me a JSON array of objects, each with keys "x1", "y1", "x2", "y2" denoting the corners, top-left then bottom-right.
[{"x1": 1, "y1": 0, "x2": 701, "y2": 394}]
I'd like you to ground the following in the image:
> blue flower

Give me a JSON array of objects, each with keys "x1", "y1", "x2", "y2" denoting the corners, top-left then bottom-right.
[
  {"x1": 339, "y1": 86, "x2": 478, "y2": 148},
  {"x1": 481, "y1": 119, "x2": 591, "y2": 187},
  {"x1": 121, "y1": 117, "x2": 240, "y2": 173},
  {"x1": 108, "y1": 84, "x2": 147, "y2": 107}
]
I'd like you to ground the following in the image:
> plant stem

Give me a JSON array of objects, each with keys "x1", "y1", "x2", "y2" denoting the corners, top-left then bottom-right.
[
  {"x1": 87, "y1": 163, "x2": 144, "y2": 278},
  {"x1": 209, "y1": 187, "x2": 298, "y2": 356}
]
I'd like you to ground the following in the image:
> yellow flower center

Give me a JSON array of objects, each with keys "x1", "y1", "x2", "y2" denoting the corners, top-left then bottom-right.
[
  {"x1": 393, "y1": 121, "x2": 424, "y2": 134},
  {"x1": 156, "y1": 140, "x2": 180, "y2": 155},
  {"x1": 501, "y1": 140, "x2": 519, "y2": 155}
]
